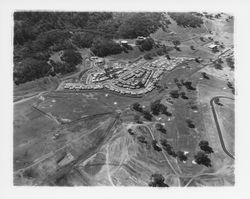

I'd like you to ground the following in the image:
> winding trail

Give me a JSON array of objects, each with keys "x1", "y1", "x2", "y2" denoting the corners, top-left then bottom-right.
[{"x1": 210, "y1": 96, "x2": 235, "y2": 160}]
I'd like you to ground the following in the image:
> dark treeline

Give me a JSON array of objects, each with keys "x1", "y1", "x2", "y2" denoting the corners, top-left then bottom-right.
[
  {"x1": 14, "y1": 12, "x2": 164, "y2": 84},
  {"x1": 168, "y1": 12, "x2": 203, "y2": 28}
]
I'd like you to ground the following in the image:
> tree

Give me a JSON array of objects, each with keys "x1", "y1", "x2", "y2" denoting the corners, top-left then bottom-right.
[
  {"x1": 201, "y1": 72, "x2": 209, "y2": 79},
  {"x1": 200, "y1": 37, "x2": 205, "y2": 42},
  {"x1": 186, "y1": 119, "x2": 195, "y2": 128},
  {"x1": 61, "y1": 49, "x2": 82, "y2": 66},
  {"x1": 91, "y1": 37, "x2": 123, "y2": 57},
  {"x1": 160, "y1": 140, "x2": 177, "y2": 158},
  {"x1": 172, "y1": 40, "x2": 181, "y2": 46},
  {"x1": 117, "y1": 13, "x2": 162, "y2": 39},
  {"x1": 226, "y1": 57, "x2": 234, "y2": 70},
  {"x1": 194, "y1": 151, "x2": 212, "y2": 167},
  {"x1": 141, "y1": 38, "x2": 154, "y2": 51},
  {"x1": 214, "y1": 98, "x2": 223, "y2": 106},
  {"x1": 152, "y1": 140, "x2": 162, "y2": 152},
  {"x1": 137, "y1": 136, "x2": 147, "y2": 144},
  {"x1": 143, "y1": 110, "x2": 153, "y2": 121},
  {"x1": 150, "y1": 100, "x2": 162, "y2": 116},
  {"x1": 148, "y1": 173, "x2": 169, "y2": 187},
  {"x1": 155, "y1": 123, "x2": 167, "y2": 134},
  {"x1": 199, "y1": 141, "x2": 214, "y2": 154},
  {"x1": 168, "y1": 12, "x2": 203, "y2": 28},
  {"x1": 14, "y1": 58, "x2": 51, "y2": 85},
  {"x1": 177, "y1": 151, "x2": 188, "y2": 162},
  {"x1": 183, "y1": 81, "x2": 196, "y2": 90},
  {"x1": 128, "y1": 128, "x2": 135, "y2": 135},
  {"x1": 180, "y1": 92, "x2": 189, "y2": 100},
  {"x1": 170, "y1": 90, "x2": 180, "y2": 98},
  {"x1": 132, "y1": 102, "x2": 143, "y2": 112},
  {"x1": 72, "y1": 32, "x2": 95, "y2": 48}
]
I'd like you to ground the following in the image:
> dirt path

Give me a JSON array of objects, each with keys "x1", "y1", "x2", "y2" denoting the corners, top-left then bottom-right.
[{"x1": 210, "y1": 96, "x2": 235, "y2": 159}]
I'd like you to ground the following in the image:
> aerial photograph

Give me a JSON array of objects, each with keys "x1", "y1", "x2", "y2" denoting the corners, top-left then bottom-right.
[{"x1": 13, "y1": 12, "x2": 235, "y2": 186}]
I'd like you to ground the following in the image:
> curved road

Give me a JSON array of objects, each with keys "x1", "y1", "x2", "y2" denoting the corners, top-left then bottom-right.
[{"x1": 210, "y1": 96, "x2": 235, "y2": 160}]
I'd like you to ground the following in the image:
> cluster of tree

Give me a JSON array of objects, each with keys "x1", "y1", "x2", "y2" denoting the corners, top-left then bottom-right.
[
  {"x1": 212, "y1": 46, "x2": 220, "y2": 53},
  {"x1": 182, "y1": 80, "x2": 196, "y2": 90},
  {"x1": 143, "y1": 45, "x2": 171, "y2": 60},
  {"x1": 201, "y1": 72, "x2": 209, "y2": 79},
  {"x1": 186, "y1": 119, "x2": 195, "y2": 128},
  {"x1": 160, "y1": 139, "x2": 177, "y2": 158},
  {"x1": 117, "y1": 13, "x2": 162, "y2": 39},
  {"x1": 50, "y1": 61, "x2": 76, "y2": 76},
  {"x1": 174, "y1": 78, "x2": 183, "y2": 89},
  {"x1": 180, "y1": 91, "x2": 189, "y2": 99},
  {"x1": 177, "y1": 151, "x2": 188, "y2": 162},
  {"x1": 155, "y1": 123, "x2": 167, "y2": 134},
  {"x1": 150, "y1": 100, "x2": 172, "y2": 116},
  {"x1": 72, "y1": 32, "x2": 95, "y2": 48},
  {"x1": 90, "y1": 37, "x2": 124, "y2": 57},
  {"x1": 226, "y1": 57, "x2": 234, "y2": 70},
  {"x1": 14, "y1": 12, "x2": 164, "y2": 84},
  {"x1": 137, "y1": 136, "x2": 147, "y2": 144},
  {"x1": 132, "y1": 102, "x2": 143, "y2": 112},
  {"x1": 199, "y1": 141, "x2": 214, "y2": 154},
  {"x1": 172, "y1": 40, "x2": 181, "y2": 46},
  {"x1": 214, "y1": 98, "x2": 223, "y2": 106},
  {"x1": 148, "y1": 173, "x2": 169, "y2": 187},
  {"x1": 152, "y1": 140, "x2": 162, "y2": 152},
  {"x1": 61, "y1": 49, "x2": 82, "y2": 66},
  {"x1": 194, "y1": 151, "x2": 212, "y2": 167},
  {"x1": 170, "y1": 90, "x2": 189, "y2": 100},
  {"x1": 168, "y1": 12, "x2": 203, "y2": 28},
  {"x1": 128, "y1": 128, "x2": 135, "y2": 135},
  {"x1": 132, "y1": 102, "x2": 153, "y2": 121},
  {"x1": 139, "y1": 38, "x2": 155, "y2": 51},
  {"x1": 14, "y1": 58, "x2": 51, "y2": 85}
]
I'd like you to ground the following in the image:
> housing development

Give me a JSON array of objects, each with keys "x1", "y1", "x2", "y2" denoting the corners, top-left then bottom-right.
[
  {"x1": 63, "y1": 56, "x2": 194, "y2": 95},
  {"x1": 14, "y1": 12, "x2": 235, "y2": 187}
]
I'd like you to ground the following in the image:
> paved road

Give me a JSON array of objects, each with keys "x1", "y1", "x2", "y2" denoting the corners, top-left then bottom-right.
[{"x1": 210, "y1": 96, "x2": 235, "y2": 160}]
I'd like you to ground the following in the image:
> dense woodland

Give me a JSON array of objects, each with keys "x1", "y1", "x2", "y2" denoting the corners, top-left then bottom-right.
[
  {"x1": 168, "y1": 12, "x2": 203, "y2": 28},
  {"x1": 14, "y1": 12, "x2": 203, "y2": 85},
  {"x1": 14, "y1": 12, "x2": 168, "y2": 84}
]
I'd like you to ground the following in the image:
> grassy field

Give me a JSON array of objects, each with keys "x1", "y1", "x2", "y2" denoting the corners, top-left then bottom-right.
[{"x1": 215, "y1": 98, "x2": 235, "y2": 155}]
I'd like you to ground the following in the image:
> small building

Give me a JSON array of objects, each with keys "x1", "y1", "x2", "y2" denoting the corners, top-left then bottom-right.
[
  {"x1": 95, "y1": 58, "x2": 105, "y2": 66},
  {"x1": 90, "y1": 56, "x2": 98, "y2": 61},
  {"x1": 120, "y1": 40, "x2": 128, "y2": 46},
  {"x1": 135, "y1": 36, "x2": 146, "y2": 45},
  {"x1": 208, "y1": 44, "x2": 218, "y2": 50}
]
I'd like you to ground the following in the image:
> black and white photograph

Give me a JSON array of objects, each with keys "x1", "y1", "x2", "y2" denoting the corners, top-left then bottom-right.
[
  {"x1": 13, "y1": 11, "x2": 235, "y2": 187},
  {"x1": 1, "y1": 0, "x2": 250, "y2": 198}
]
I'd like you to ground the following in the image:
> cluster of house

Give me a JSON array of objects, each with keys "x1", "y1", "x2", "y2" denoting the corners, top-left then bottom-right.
[
  {"x1": 63, "y1": 56, "x2": 193, "y2": 95},
  {"x1": 64, "y1": 82, "x2": 104, "y2": 90}
]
